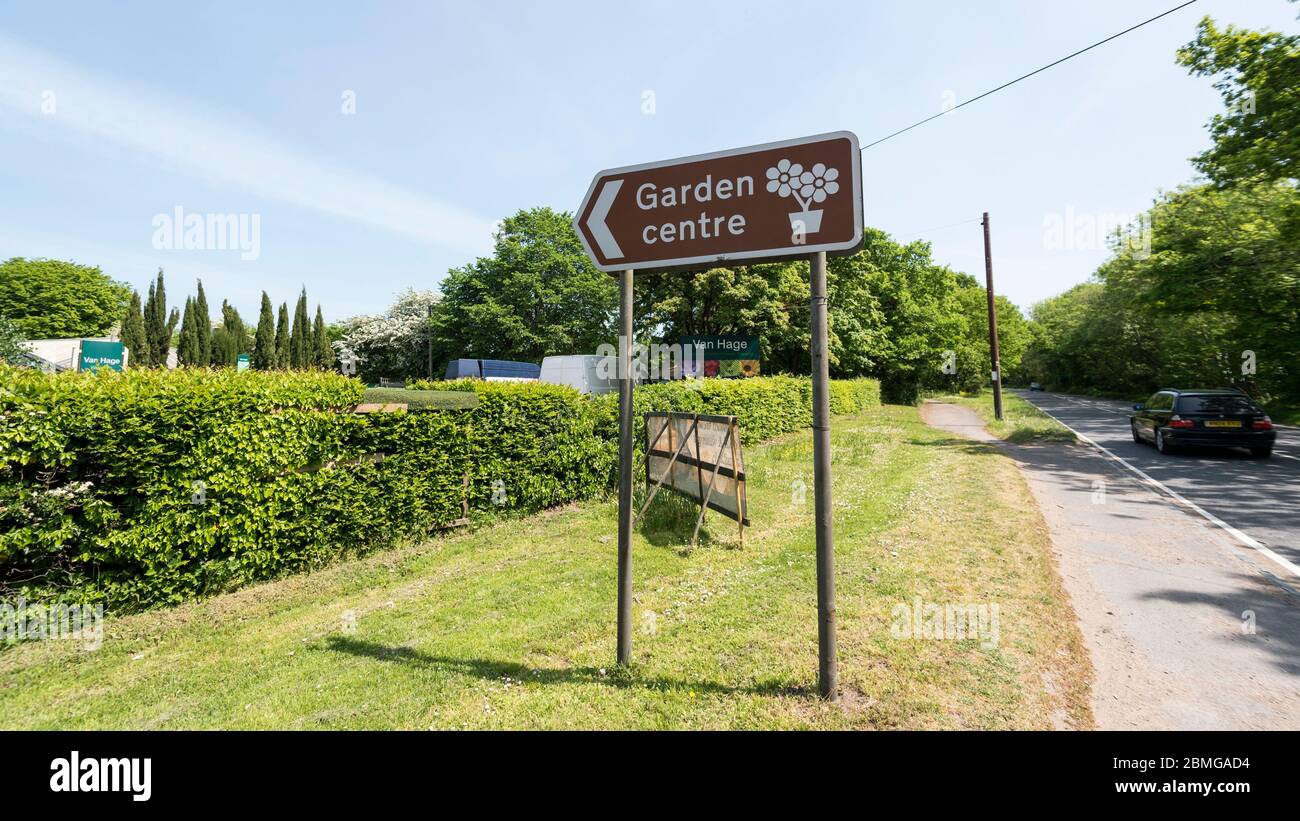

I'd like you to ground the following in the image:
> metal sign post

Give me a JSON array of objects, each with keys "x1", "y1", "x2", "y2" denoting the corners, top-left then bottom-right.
[
  {"x1": 616, "y1": 268, "x2": 634, "y2": 666},
  {"x1": 809, "y1": 251, "x2": 837, "y2": 700}
]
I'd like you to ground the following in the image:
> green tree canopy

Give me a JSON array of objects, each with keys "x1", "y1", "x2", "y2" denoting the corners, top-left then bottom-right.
[
  {"x1": 430, "y1": 207, "x2": 616, "y2": 364},
  {"x1": 0, "y1": 316, "x2": 26, "y2": 366},
  {"x1": 313, "y1": 305, "x2": 332, "y2": 369},
  {"x1": 194, "y1": 280, "x2": 212, "y2": 365},
  {"x1": 144, "y1": 270, "x2": 179, "y2": 367},
  {"x1": 252, "y1": 292, "x2": 275, "y2": 369},
  {"x1": 274, "y1": 302, "x2": 290, "y2": 370},
  {"x1": 0, "y1": 257, "x2": 131, "y2": 339},
  {"x1": 1178, "y1": 9, "x2": 1300, "y2": 185},
  {"x1": 1020, "y1": 181, "x2": 1299, "y2": 404},
  {"x1": 334, "y1": 289, "x2": 439, "y2": 381},
  {"x1": 119, "y1": 291, "x2": 150, "y2": 367}
]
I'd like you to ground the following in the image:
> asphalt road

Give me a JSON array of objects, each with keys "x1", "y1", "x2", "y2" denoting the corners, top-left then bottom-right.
[
  {"x1": 1015, "y1": 390, "x2": 1300, "y2": 577},
  {"x1": 926, "y1": 398, "x2": 1300, "y2": 728}
]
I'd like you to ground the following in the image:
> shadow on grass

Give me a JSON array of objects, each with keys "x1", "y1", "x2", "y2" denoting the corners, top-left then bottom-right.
[
  {"x1": 905, "y1": 437, "x2": 1002, "y2": 455},
  {"x1": 325, "y1": 636, "x2": 803, "y2": 698},
  {"x1": 634, "y1": 484, "x2": 737, "y2": 552}
]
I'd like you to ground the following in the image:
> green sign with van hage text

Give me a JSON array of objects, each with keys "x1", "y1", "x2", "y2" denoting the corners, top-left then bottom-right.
[
  {"x1": 680, "y1": 335, "x2": 761, "y2": 378},
  {"x1": 680, "y1": 335, "x2": 759, "y2": 360},
  {"x1": 78, "y1": 340, "x2": 126, "y2": 372}
]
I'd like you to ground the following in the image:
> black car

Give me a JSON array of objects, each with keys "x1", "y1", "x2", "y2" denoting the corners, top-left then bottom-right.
[{"x1": 1130, "y1": 389, "x2": 1276, "y2": 457}]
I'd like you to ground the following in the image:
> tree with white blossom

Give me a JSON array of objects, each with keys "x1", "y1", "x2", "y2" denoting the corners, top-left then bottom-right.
[{"x1": 332, "y1": 288, "x2": 439, "y2": 380}]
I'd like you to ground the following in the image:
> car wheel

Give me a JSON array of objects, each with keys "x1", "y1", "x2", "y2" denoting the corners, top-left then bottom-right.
[
  {"x1": 1155, "y1": 428, "x2": 1175, "y2": 454},
  {"x1": 1131, "y1": 421, "x2": 1142, "y2": 443},
  {"x1": 1250, "y1": 447, "x2": 1273, "y2": 459}
]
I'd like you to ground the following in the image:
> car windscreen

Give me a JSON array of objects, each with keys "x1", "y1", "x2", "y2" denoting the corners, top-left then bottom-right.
[{"x1": 1175, "y1": 395, "x2": 1260, "y2": 415}]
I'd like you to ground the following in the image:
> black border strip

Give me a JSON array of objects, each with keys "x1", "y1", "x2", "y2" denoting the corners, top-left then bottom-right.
[{"x1": 647, "y1": 449, "x2": 745, "y2": 482}]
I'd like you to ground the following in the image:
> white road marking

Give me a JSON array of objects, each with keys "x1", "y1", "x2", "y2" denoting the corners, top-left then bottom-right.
[{"x1": 1025, "y1": 398, "x2": 1300, "y2": 582}]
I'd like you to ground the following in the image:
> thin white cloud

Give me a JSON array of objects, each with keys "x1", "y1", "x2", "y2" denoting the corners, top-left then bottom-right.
[{"x1": 0, "y1": 34, "x2": 495, "y2": 255}]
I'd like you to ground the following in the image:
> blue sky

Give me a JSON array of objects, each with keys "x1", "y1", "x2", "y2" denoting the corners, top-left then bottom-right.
[{"x1": 0, "y1": 0, "x2": 1295, "y2": 324}]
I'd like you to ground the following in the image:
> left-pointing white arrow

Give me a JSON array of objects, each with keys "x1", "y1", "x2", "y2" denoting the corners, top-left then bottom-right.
[{"x1": 587, "y1": 179, "x2": 623, "y2": 259}]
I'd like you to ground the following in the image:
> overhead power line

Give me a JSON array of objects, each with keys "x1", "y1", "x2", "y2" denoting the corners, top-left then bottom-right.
[{"x1": 860, "y1": 0, "x2": 1200, "y2": 152}]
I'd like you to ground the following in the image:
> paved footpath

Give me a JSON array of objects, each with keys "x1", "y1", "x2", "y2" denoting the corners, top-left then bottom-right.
[{"x1": 922, "y1": 401, "x2": 1300, "y2": 730}]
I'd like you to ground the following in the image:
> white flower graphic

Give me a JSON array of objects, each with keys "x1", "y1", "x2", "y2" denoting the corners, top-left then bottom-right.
[
  {"x1": 766, "y1": 158, "x2": 839, "y2": 211},
  {"x1": 766, "y1": 156, "x2": 840, "y2": 235},
  {"x1": 765, "y1": 158, "x2": 806, "y2": 198},
  {"x1": 798, "y1": 163, "x2": 839, "y2": 204}
]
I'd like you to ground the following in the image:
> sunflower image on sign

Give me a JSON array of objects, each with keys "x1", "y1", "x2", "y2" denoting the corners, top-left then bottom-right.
[{"x1": 739, "y1": 360, "x2": 760, "y2": 377}]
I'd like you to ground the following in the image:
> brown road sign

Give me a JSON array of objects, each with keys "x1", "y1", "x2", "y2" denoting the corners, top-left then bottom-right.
[{"x1": 574, "y1": 131, "x2": 863, "y2": 273}]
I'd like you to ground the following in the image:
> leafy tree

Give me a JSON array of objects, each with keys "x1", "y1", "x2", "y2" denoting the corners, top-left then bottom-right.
[
  {"x1": 0, "y1": 316, "x2": 26, "y2": 365},
  {"x1": 119, "y1": 291, "x2": 150, "y2": 368},
  {"x1": 144, "y1": 270, "x2": 179, "y2": 367},
  {"x1": 634, "y1": 227, "x2": 998, "y2": 400},
  {"x1": 176, "y1": 297, "x2": 197, "y2": 366},
  {"x1": 1101, "y1": 181, "x2": 1299, "y2": 402},
  {"x1": 430, "y1": 207, "x2": 616, "y2": 364},
  {"x1": 194, "y1": 280, "x2": 212, "y2": 365},
  {"x1": 1178, "y1": 9, "x2": 1300, "y2": 185},
  {"x1": 252, "y1": 292, "x2": 276, "y2": 369},
  {"x1": 952, "y1": 275, "x2": 1032, "y2": 390},
  {"x1": 0, "y1": 257, "x2": 131, "y2": 339},
  {"x1": 289, "y1": 288, "x2": 310, "y2": 369},
  {"x1": 1023, "y1": 13, "x2": 1300, "y2": 407},
  {"x1": 636, "y1": 261, "x2": 809, "y2": 374},
  {"x1": 313, "y1": 305, "x2": 332, "y2": 369},
  {"x1": 829, "y1": 230, "x2": 968, "y2": 402},
  {"x1": 334, "y1": 289, "x2": 439, "y2": 381},
  {"x1": 211, "y1": 300, "x2": 249, "y2": 367},
  {"x1": 274, "y1": 302, "x2": 290, "y2": 370}
]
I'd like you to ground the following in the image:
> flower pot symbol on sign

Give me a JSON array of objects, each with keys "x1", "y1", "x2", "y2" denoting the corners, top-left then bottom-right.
[{"x1": 765, "y1": 159, "x2": 840, "y2": 237}]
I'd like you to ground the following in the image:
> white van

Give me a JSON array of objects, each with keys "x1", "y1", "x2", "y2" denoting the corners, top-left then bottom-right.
[{"x1": 539, "y1": 354, "x2": 618, "y2": 395}]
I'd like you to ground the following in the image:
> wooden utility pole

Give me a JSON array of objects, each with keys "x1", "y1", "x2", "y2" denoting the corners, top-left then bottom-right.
[{"x1": 981, "y1": 213, "x2": 1004, "y2": 421}]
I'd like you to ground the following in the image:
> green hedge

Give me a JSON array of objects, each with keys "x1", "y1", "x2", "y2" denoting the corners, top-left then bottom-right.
[
  {"x1": 1, "y1": 368, "x2": 877, "y2": 612},
  {"x1": 0, "y1": 367, "x2": 470, "y2": 610},
  {"x1": 464, "y1": 382, "x2": 615, "y2": 512}
]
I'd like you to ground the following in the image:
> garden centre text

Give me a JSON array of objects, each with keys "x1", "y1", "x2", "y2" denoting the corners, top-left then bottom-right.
[{"x1": 636, "y1": 173, "x2": 754, "y2": 245}]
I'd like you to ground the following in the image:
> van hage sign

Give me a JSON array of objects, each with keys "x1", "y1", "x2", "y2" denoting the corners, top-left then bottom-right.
[
  {"x1": 77, "y1": 340, "x2": 127, "y2": 372},
  {"x1": 575, "y1": 131, "x2": 863, "y2": 273},
  {"x1": 681, "y1": 335, "x2": 761, "y2": 378}
]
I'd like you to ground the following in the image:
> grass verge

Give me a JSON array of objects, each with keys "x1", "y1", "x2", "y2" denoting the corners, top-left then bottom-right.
[
  {"x1": 0, "y1": 406, "x2": 1091, "y2": 729},
  {"x1": 936, "y1": 391, "x2": 1076, "y2": 444}
]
